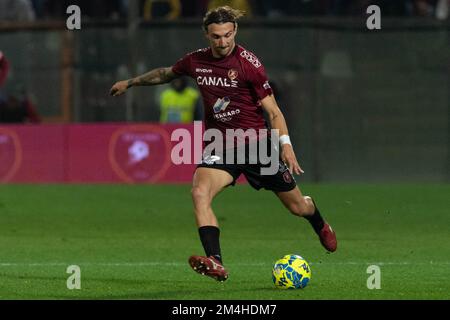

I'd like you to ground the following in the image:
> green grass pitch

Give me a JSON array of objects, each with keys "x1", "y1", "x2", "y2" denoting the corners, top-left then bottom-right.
[{"x1": 0, "y1": 183, "x2": 449, "y2": 299}]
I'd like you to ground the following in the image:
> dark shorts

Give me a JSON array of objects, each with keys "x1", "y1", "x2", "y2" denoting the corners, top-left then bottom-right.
[{"x1": 196, "y1": 144, "x2": 297, "y2": 193}]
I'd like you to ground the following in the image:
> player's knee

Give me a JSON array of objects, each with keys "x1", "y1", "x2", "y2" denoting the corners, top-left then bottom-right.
[
  {"x1": 288, "y1": 197, "x2": 312, "y2": 217},
  {"x1": 191, "y1": 186, "x2": 210, "y2": 205}
]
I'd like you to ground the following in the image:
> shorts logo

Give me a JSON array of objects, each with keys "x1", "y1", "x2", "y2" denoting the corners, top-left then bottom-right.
[
  {"x1": 263, "y1": 81, "x2": 271, "y2": 90},
  {"x1": 228, "y1": 69, "x2": 238, "y2": 80},
  {"x1": 202, "y1": 155, "x2": 221, "y2": 165},
  {"x1": 171, "y1": 122, "x2": 281, "y2": 175},
  {"x1": 282, "y1": 171, "x2": 293, "y2": 184}
]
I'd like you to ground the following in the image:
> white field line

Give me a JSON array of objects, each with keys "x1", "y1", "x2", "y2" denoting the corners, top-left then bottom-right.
[{"x1": 0, "y1": 261, "x2": 449, "y2": 267}]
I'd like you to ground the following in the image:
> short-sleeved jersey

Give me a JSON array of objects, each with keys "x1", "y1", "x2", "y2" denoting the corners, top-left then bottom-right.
[{"x1": 172, "y1": 45, "x2": 273, "y2": 137}]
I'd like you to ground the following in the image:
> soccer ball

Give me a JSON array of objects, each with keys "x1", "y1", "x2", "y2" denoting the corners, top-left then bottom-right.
[{"x1": 272, "y1": 254, "x2": 311, "y2": 289}]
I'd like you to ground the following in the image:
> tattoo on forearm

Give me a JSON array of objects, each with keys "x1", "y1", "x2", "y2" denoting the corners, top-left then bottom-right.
[
  {"x1": 133, "y1": 67, "x2": 174, "y2": 86},
  {"x1": 158, "y1": 68, "x2": 171, "y2": 82},
  {"x1": 127, "y1": 79, "x2": 133, "y2": 89}
]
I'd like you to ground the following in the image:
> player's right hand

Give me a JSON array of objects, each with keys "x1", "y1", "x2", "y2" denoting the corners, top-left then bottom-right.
[
  {"x1": 110, "y1": 80, "x2": 130, "y2": 96},
  {"x1": 281, "y1": 144, "x2": 304, "y2": 175}
]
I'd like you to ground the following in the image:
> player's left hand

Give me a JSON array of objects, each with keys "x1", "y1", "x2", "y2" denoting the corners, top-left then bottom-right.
[
  {"x1": 281, "y1": 144, "x2": 304, "y2": 175},
  {"x1": 110, "y1": 80, "x2": 129, "y2": 96}
]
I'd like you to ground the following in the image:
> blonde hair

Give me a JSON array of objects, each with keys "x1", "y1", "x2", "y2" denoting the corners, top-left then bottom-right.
[{"x1": 203, "y1": 6, "x2": 245, "y2": 31}]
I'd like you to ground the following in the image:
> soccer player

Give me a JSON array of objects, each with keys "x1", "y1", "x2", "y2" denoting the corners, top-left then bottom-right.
[{"x1": 110, "y1": 6, "x2": 337, "y2": 282}]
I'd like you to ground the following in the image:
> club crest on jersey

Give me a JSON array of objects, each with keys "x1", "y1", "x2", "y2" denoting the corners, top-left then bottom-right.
[{"x1": 228, "y1": 69, "x2": 238, "y2": 80}]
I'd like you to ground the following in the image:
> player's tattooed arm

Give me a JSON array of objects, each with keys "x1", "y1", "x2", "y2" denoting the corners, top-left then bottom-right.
[
  {"x1": 110, "y1": 67, "x2": 178, "y2": 96},
  {"x1": 128, "y1": 67, "x2": 178, "y2": 87}
]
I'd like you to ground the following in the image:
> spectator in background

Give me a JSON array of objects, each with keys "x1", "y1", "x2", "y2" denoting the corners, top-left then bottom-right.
[
  {"x1": 0, "y1": 92, "x2": 41, "y2": 123},
  {"x1": 435, "y1": 0, "x2": 449, "y2": 19},
  {"x1": 0, "y1": 0, "x2": 36, "y2": 22},
  {"x1": 0, "y1": 52, "x2": 41, "y2": 124},
  {"x1": 409, "y1": 0, "x2": 438, "y2": 16},
  {"x1": 0, "y1": 51, "x2": 9, "y2": 88},
  {"x1": 143, "y1": 0, "x2": 181, "y2": 20},
  {"x1": 30, "y1": 0, "x2": 47, "y2": 19},
  {"x1": 0, "y1": 51, "x2": 10, "y2": 106},
  {"x1": 159, "y1": 77, "x2": 201, "y2": 123}
]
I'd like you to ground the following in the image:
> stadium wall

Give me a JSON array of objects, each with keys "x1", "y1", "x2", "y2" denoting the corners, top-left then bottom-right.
[{"x1": 0, "y1": 123, "x2": 198, "y2": 184}]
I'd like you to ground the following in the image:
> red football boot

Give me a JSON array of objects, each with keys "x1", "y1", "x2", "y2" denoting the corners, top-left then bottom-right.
[
  {"x1": 318, "y1": 222, "x2": 337, "y2": 252},
  {"x1": 188, "y1": 255, "x2": 229, "y2": 282}
]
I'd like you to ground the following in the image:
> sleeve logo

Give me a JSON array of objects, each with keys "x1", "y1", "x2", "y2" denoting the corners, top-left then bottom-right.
[{"x1": 240, "y1": 50, "x2": 262, "y2": 68}]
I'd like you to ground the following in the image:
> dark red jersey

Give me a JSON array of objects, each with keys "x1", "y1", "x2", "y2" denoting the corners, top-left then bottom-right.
[{"x1": 172, "y1": 45, "x2": 273, "y2": 137}]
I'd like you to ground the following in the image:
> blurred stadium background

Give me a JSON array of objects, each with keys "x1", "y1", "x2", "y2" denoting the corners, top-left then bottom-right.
[
  {"x1": 1, "y1": 0, "x2": 449, "y2": 183},
  {"x1": 0, "y1": 0, "x2": 449, "y2": 300}
]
